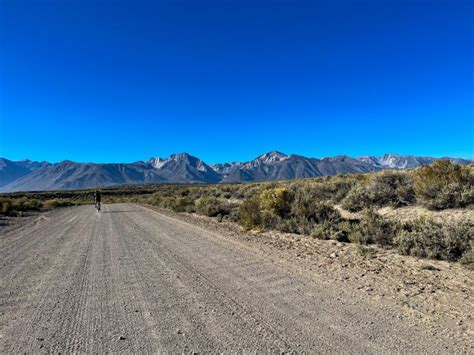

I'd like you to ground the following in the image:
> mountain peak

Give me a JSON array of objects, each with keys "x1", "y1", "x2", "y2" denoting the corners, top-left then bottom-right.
[
  {"x1": 255, "y1": 151, "x2": 288, "y2": 164},
  {"x1": 148, "y1": 153, "x2": 200, "y2": 169},
  {"x1": 170, "y1": 152, "x2": 195, "y2": 161}
]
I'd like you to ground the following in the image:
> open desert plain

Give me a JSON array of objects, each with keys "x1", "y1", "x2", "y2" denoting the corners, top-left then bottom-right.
[{"x1": 1, "y1": 0, "x2": 473, "y2": 352}]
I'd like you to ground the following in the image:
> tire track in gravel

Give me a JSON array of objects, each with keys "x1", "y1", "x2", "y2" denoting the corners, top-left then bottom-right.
[
  {"x1": 1, "y1": 209, "x2": 87, "y2": 296},
  {"x1": 130, "y1": 203, "x2": 466, "y2": 353},
  {"x1": 41, "y1": 208, "x2": 153, "y2": 353},
  {"x1": 117, "y1": 205, "x2": 398, "y2": 352},
  {"x1": 117, "y1": 211, "x2": 293, "y2": 352},
  {"x1": 105, "y1": 208, "x2": 163, "y2": 353},
  {"x1": 1, "y1": 207, "x2": 80, "y2": 266},
  {"x1": 1, "y1": 203, "x2": 470, "y2": 353},
  {"x1": 1, "y1": 208, "x2": 92, "y2": 353}
]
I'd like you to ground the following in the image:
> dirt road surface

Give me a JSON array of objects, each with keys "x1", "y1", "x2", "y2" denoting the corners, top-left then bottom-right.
[{"x1": 1, "y1": 203, "x2": 471, "y2": 353}]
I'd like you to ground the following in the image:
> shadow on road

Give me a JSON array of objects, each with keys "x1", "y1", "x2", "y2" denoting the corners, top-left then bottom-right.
[{"x1": 100, "y1": 210, "x2": 141, "y2": 214}]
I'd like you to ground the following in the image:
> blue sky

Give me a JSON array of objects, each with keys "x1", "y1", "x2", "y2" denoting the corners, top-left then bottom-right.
[{"x1": 0, "y1": 0, "x2": 473, "y2": 163}]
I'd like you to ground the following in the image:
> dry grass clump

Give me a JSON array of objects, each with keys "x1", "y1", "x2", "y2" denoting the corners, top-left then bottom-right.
[{"x1": 355, "y1": 244, "x2": 377, "y2": 258}]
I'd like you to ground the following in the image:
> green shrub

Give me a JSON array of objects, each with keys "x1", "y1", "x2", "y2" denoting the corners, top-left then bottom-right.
[
  {"x1": 290, "y1": 179, "x2": 355, "y2": 204},
  {"x1": 275, "y1": 217, "x2": 299, "y2": 234},
  {"x1": 195, "y1": 196, "x2": 218, "y2": 216},
  {"x1": 355, "y1": 244, "x2": 377, "y2": 258},
  {"x1": 195, "y1": 196, "x2": 231, "y2": 217},
  {"x1": 12, "y1": 197, "x2": 42, "y2": 211},
  {"x1": 311, "y1": 203, "x2": 342, "y2": 225},
  {"x1": 309, "y1": 223, "x2": 332, "y2": 239},
  {"x1": 394, "y1": 218, "x2": 473, "y2": 261},
  {"x1": 291, "y1": 189, "x2": 317, "y2": 221},
  {"x1": 147, "y1": 192, "x2": 163, "y2": 206},
  {"x1": 414, "y1": 160, "x2": 474, "y2": 209},
  {"x1": 325, "y1": 179, "x2": 356, "y2": 203},
  {"x1": 331, "y1": 220, "x2": 353, "y2": 242},
  {"x1": 341, "y1": 184, "x2": 372, "y2": 212},
  {"x1": 367, "y1": 171, "x2": 415, "y2": 207},
  {"x1": 341, "y1": 171, "x2": 415, "y2": 212},
  {"x1": 259, "y1": 188, "x2": 294, "y2": 217},
  {"x1": 288, "y1": 192, "x2": 344, "y2": 239},
  {"x1": 349, "y1": 209, "x2": 399, "y2": 246},
  {"x1": 238, "y1": 197, "x2": 262, "y2": 231},
  {"x1": 43, "y1": 199, "x2": 74, "y2": 208},
  {"x1": 0, "y1": 197, "x2": 44, "y2": 216},
  {"x1": 459, "y1": 241, "x2": 474, "y2": 269},
  {"x1": 220, "y1": 208, "x2": 239, "y2": 223},
  {"x1": 161, "y1": 196, "x2": 194, "y2": 213},
  {"x1": 0, "y1": 198, "x2": 14, "y2": 216},
  {"x1": 309, "y1": 221, "x2": 346, "y2": 240},
  {"x1": 291, "y1": 190, "x2": 341, "y2": 224}
]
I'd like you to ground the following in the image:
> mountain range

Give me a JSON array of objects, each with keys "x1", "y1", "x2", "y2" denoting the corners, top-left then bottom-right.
[{"x1": 0, "y1": 152, "x2": 471, "y2": 192}]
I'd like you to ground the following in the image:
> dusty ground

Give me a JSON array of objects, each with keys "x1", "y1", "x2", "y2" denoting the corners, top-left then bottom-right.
[
  {"x1": 1, "y1": 203, "x2": 472, "y2": 353},
  {"x1": 335, "y1": 204, "x2": 474, "y2": 223}
]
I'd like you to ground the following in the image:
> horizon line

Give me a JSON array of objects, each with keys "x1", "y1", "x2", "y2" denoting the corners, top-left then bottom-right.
[{"x1": 3, "y1": 151, "x2": 473, "y2": 165}]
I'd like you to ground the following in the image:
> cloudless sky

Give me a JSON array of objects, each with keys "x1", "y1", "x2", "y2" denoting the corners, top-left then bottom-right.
[{"x1": 0, "y1": 0, "x2": 473, "y2": 163}]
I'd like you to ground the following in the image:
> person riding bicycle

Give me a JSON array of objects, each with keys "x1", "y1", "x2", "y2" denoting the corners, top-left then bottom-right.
[{"x1": 94, "y1": 190, "x2": 102, "y2": 211}]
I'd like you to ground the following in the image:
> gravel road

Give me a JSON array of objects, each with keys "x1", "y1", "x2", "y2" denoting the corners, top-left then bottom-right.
[{"x1": 0, "y1": 203, "x2": 469, "y2": 352}]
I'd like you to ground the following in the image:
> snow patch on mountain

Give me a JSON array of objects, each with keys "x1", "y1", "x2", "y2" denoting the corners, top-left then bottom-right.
[
  {"x1": 255, "y1": 151, "x2": 289, "y2": 164},
  {"x1": 148, "y1": 157, "x2": 167, "y2": 169}
]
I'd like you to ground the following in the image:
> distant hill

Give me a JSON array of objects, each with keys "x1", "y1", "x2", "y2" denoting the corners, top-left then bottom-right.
[
  {"x1": 0, "y1": 158, "x2": 51, "y2": 187},
  {"x1": 14, "y1": 159, "x2": 52, "y2": 172},
  {"x1": 0, "y1": 152, "x2": 471, "y2": 192},
  {"x1": 0, "y1": 158, "x2": 31, "y2": 187}
]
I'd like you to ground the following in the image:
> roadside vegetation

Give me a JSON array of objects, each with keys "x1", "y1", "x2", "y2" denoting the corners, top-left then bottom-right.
[
  {"x1": 0, "y1": 196, "x2": 75, "y2": 216},
  {"x1": 1, "y1": 160, "x2": 473, "y2": 265}
]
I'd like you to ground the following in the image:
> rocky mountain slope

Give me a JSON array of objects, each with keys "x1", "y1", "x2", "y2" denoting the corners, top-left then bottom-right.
[
  {"x1": 0, "y1": 159, "x2": 31, "y2": 187},
  {"x1": 0, "y1": 158, "x2": 51, "y2": 187},
  {"x1": 357, "y1": 154, "x2": 471, "y2": 169},
  {"x1": 0, "y1": 152, "x2": 471, "y2": 192},
  {"x1": 1, "y1": 153, "x2": 220, "y2": 192},
  {"x1": 147, "y1": 153, "x2": 221, "y2": 183}
]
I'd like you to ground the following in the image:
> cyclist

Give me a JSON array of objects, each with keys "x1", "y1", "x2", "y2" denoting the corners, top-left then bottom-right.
[{"x1": 94, "y1": 190, "x2": 102, "y2": 211}]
